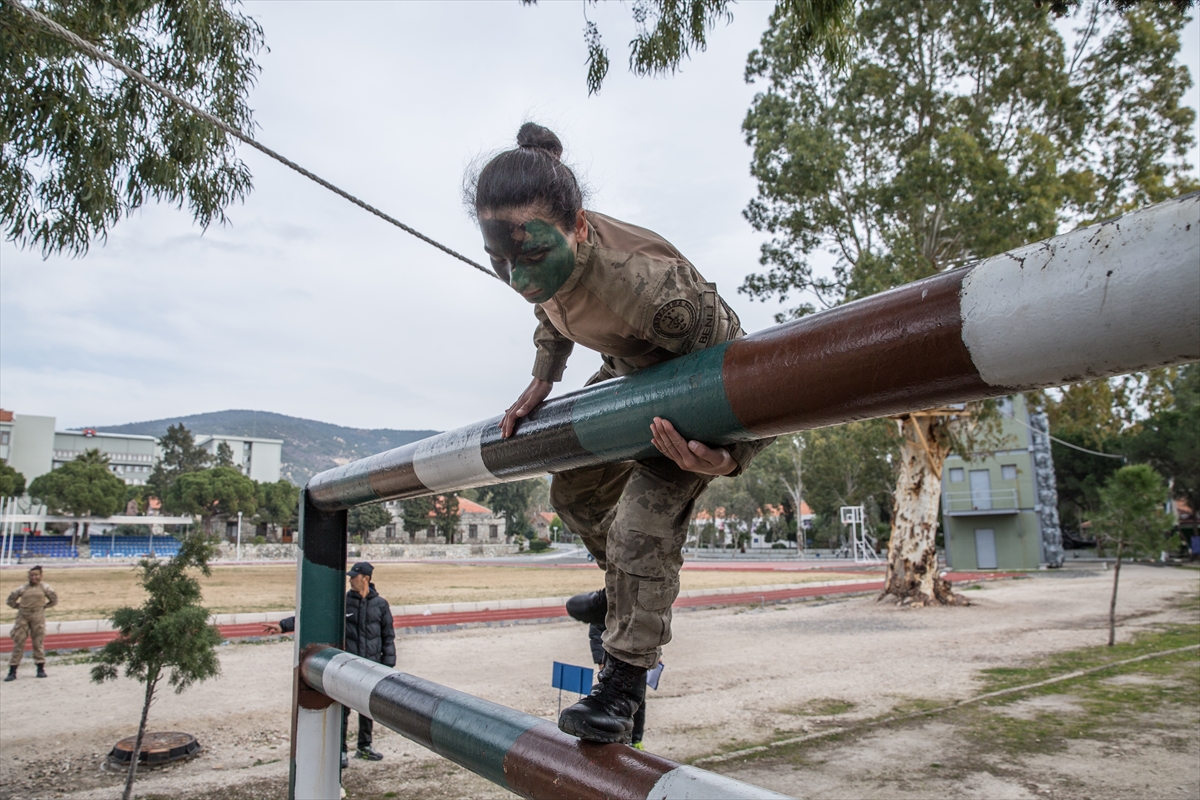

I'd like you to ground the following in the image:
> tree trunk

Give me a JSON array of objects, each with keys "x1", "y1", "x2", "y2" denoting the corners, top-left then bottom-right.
[
  {"x1": 1108, "y1": 539, "x2": 1124, "y2": 647},
  {"x1": 123, "y1": 671, "x2": 159, "y2": 800},
  {"x1": 781, "y1": 435, "x2": 806, "y2": 553},
  {"x1": 883, "y1": 415, "x2": 967, "y2": 606}
]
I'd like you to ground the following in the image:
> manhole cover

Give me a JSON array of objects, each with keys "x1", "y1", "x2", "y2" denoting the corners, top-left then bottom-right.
[{"x1": 109, "y1": 731, "x2": 202, "y2": 766}]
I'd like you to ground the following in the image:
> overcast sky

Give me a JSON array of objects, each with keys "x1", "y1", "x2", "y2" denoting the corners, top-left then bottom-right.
[{"x1": 2, "y1": 1, "x2": 1197, "y2": 433}]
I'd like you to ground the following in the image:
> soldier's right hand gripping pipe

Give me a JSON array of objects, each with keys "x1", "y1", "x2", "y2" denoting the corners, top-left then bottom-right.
[{"x1": 469, "y1": 123, "x2": 772, "y2": 744}]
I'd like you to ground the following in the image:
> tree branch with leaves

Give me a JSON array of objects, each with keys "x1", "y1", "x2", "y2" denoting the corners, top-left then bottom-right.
[{"x1": 0, "y1": 0, "x2": 264, "y2": 257}]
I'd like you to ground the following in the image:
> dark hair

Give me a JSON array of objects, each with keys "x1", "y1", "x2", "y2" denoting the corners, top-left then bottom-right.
[
  {"x1": 29, "y1": 565, "x2": 42, "y2": 573},
  {"x1": 466, "y1": 123, "x2": 584, "y2": 230}
]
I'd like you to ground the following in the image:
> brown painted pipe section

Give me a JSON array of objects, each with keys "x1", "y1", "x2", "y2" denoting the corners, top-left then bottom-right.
[
  {"x1": 503, "y1": 722, "x2": 675, "y2": 800},
  {"x1": 724, "y1": 268, "x2": 999, "y2": 436}
]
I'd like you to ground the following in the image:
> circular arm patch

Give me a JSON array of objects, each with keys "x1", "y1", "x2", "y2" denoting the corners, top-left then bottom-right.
[{"x1": 653, "y1": 299, "x2": 697, "y2": 338}]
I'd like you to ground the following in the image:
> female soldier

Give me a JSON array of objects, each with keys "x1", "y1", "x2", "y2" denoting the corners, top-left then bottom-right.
[{"x1": 469, "y1": 123, "x2": 769, "y2": 743}]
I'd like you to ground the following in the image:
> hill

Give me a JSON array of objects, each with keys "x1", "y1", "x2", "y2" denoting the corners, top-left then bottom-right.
[{"x1": 88, "y1": 410, "x2": 438, "y2": 486}]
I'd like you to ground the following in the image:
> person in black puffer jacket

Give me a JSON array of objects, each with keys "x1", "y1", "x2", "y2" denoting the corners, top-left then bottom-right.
[
  {"x1": 266, "y1": 561, "x2": 395, "y2": 766},
  {"x1": 341, "y1": 562, "x2": 395, "y2": 762}
]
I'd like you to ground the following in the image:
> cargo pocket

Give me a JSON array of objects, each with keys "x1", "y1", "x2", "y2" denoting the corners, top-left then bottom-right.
[{"x1": 636, "y1": 579, "x2": 678, "y2": 612}]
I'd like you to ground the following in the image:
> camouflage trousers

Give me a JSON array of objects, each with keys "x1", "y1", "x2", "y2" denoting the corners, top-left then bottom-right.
[
  {"x1": 9, "y1": 613, "x2": 46, "y2": 666},
  {"x1": 551, "y1": 456, "x2": 713, "y2": 669}
]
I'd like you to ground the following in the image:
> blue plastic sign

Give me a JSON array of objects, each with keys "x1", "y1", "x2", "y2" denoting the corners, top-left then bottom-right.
[{"x1": 551, "y1": 662, "x2": 593, "y2": 695}]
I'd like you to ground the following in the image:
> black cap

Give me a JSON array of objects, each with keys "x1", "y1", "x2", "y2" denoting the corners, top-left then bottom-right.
[{"x1": 346, "y1": 562, "x2": 374, "y2": 578}]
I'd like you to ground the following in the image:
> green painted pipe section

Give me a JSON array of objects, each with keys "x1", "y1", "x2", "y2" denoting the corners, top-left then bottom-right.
[
  {"x1": 571, "y1": 342, "x2": 752, "y2": 460},
  {"x1": 430, "y1": 692, "x2": 541, "y2": 789},
  {"x1": 296, "y1": 559, "x2": 345, "y2": 651}
]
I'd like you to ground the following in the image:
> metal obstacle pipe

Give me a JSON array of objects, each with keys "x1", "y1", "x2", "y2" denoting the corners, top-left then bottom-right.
[
  {"x1": 298, "y1": 644, "x2": 793, "y2": 800},
  {"x1": 290, "y1": 194, "x2": 1199, "y2": 797},
  {"x1": 307, "y1": 194, "x2": 1200, "y2": 512}
]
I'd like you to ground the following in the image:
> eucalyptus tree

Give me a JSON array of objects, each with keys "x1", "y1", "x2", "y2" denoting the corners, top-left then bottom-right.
[
  {"x1": 1, "y1": 0, "x2": 264, "y2": 256},
  {"x1": 741, "y1": 0, "x2": 1195, "y2": 603},
  {"x1": 521, "y1": 0, "x2": 855, "y2": 94}
]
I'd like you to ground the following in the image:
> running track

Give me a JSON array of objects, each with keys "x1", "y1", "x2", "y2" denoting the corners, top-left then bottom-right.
[{"x1": 1, "y1": 572, "x2": 1013, "y2": 654}]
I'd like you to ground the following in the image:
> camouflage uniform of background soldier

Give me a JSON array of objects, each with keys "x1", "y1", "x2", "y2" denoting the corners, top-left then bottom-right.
[{"x1": 6, "y1": 566, "x2": 57, "y2": 680}]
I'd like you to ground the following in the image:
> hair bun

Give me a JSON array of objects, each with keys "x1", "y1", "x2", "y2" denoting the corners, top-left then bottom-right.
[{"x1": 516, "y1": 122, "x2": 563, "y2": 161}]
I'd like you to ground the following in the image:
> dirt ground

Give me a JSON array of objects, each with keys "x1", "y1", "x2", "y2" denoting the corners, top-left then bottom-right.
[
  {"x1": 1, "y1": 564, "x2": 1197, "y2": 800},
  {"x1": 0, "y1": 562, "x2": 867, "y2": 621}
]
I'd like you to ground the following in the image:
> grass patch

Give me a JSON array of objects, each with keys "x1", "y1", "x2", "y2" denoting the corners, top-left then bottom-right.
[
  {"x1": 888, "y1": 697, "x2": 946, "y2": 716},
  {"x1": 701, "y1": 619, "x2": 1199, "y2": 769},
  {"x1": 782, "y1": 698, "x2": 856, "y2": 716},
  {"x1": 977, "y1": 624, "x2": 1200, "y2": 693}
]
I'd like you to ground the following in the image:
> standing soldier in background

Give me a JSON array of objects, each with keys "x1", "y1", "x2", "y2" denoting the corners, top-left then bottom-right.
[{"x1": 6, "y1": 565, "x2": 57, "y2": 680}]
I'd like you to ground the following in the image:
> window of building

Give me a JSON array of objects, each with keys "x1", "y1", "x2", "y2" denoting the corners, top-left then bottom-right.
[
  {"x1": 489, "y1": 525, "x2": 498, "y2": 538},
  {"x1": 427, "y1": 525, "x2": 435, "y2": 536},
  {"x1": 949, "y1": 468, "x2": 965, "y2": 483},
  {"x1": 385, "y1": 525, "x2": 396, "y2": 540},
  {"x1": 468, "y1": 524, "x2": 478, "y2": 539},
  {"x1": 0, "y1": 432, "x2": 9, "y2": 445},
  {"x1": 1001, "y1": 465, "x2": 1017, "y2": 480}
]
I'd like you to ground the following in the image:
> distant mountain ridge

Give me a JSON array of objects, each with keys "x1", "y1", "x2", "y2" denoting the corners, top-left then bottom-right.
[{"x1": 88, "y1": 410, "x2": 438, "y2": 487}]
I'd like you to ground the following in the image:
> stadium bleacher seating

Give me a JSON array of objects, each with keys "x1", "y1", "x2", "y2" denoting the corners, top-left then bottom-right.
[
  {"x1": 10, "y1": 535, "x2": 78, "y2": 559},
  {"x1": 90, "y1": 535, "x2": 182, "y2": 559}
]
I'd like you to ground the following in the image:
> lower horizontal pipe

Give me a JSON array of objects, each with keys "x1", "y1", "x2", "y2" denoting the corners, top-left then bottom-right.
[{"x1": 299, "y1": 645, "x2": 793, "y2": 800}]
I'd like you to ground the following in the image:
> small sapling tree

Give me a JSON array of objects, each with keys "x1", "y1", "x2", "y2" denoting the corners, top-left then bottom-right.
[
  {"x1": 91, "y1": 532, "x2": 222, "y2": 800},
  {"x1": 1090, "y1": 464, "x2": 1175, "y2": 646}
]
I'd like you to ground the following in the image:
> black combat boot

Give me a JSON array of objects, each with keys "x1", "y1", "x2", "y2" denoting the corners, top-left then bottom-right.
[
  {"x1": 4, "y1": 666, "x2": 15, "y2": 681},
  {"x1": 36, "y1": 664, "x2": 47, "y2": 679},
  {"x1": 558, "y1": 657, "x2": 646, "y2": 743},
  {"x1": 565, "y1": 589, "x2": 607, "y2": 626}
]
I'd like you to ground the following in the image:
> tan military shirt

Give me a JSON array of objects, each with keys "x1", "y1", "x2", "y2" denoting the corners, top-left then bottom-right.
[
  {"x1": 7, "y1": 582, "x2": 57, "y2": 618},
  {"x1": 531, "y1": 211, "x2": 743, "y2": 383},
  {"x1": 530, "y1": 212, "x2": 771, "y2": 475}
]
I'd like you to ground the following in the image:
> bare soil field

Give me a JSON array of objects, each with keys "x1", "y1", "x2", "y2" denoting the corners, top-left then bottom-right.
[
  {"x1": 1, "y1": 564, "x2": 1197, "y2": 800},
  {"x1": 0, "y1": 562, "x2": 866, "y2": 621}
]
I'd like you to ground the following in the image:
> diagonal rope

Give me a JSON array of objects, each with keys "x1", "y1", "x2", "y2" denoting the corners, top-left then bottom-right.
[
  {"x1": 2, "y1": 0, "x2": 501, "y2": 282},
  {"x1": 1001, "y1": 409, "x2": 1127, "y2": 460}
]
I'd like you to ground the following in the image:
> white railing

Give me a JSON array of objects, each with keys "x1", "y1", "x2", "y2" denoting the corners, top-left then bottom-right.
[{"x1": 943, "y1": 489, "x2": 1019, "y2": 514}]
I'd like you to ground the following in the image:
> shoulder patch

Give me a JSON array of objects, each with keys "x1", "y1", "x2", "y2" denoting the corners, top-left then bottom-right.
[{"x1": 653, "y1": 299, "x2": 697, "y2": 338}]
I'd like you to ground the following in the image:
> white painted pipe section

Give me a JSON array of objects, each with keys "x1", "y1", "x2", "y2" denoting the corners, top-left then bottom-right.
[
  {"x1": 648, "y1": 766, "x2": 794, "y2": 800},
  {"x1": 961, "y1": 192, "x2": 1200, "y2": 388},
  {"x1": 291, "y1": 705, "x2": 342, "y2": 800}
]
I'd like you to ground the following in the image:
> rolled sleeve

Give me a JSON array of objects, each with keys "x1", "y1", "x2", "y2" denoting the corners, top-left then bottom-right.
[{"x1": 725, "y1": 437, "x2": 776, "y2": 478}]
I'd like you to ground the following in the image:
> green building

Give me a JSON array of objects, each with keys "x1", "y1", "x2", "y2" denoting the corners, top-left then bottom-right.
[{"x1": 943, "y1": 394, "x2": 1064, "y2": 570}]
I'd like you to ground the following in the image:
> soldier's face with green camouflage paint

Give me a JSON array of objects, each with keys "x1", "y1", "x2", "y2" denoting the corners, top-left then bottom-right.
[{"x1": 480, "y1": 211, "x2": 580, "y2": 304}]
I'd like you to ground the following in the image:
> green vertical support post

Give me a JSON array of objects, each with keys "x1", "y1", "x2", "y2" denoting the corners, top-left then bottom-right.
[{"x1": 289, "y1": 489, "x2": 347, "y2": 799}]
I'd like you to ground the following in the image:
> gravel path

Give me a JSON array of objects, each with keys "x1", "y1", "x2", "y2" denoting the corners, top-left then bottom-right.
[{"x1": 1, "y1": 564, "x2": 1196, "y2": 799}]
